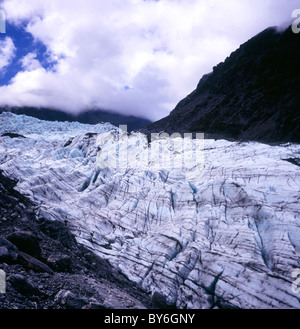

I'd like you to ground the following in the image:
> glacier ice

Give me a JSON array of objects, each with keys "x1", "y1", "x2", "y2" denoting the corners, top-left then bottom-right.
[{"x1": 0, "y1": 112, "x2": 300, "y2": 309}]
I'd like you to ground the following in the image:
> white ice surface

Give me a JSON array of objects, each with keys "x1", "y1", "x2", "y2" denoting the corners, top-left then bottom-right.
[{"x1": 0, "y1": 112, "x2": 300, "y2": 309}]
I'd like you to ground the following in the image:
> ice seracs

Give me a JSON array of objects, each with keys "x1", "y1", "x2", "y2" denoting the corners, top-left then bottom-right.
[{"x1": 0, "y1": 112, "x2": 300, "y2": 309}]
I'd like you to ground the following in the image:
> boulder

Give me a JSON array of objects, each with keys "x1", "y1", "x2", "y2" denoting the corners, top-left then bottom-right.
[
  {"x1": 8, "y1": 274, "x2": 41, "y2": 296},
  {"x1": 18, "y1": 252, "x2": 53, "y2": 274},
  {"x1": 54, "y1": 290, "x2": 89, "y2": 309},
  {"x1": 6, "y1": 231, "x2": 41, "y2": 258},
  {"x1": 47, "y1": 254, "x2": 72, "y2": 272},
  {"x1": 0, "y1": 237, "x2": 19, "y2": 263}
]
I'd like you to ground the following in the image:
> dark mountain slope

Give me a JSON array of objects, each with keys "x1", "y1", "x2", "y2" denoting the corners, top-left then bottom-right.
[
  {"x1": 0, "y1": 170, "x2": 168, "y2": 309},
  {"x1": 0, "y1": 107, "x2": 152, "y2": 132},
  {"x1": 141, "y1": 26, "x2": 300, "y2": 143}
]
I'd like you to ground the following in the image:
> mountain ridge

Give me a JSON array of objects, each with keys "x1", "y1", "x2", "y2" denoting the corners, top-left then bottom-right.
[
  {"x1": 0, "y1": 107, "x2": 152, "y2": 132},
  {"x1": 140, "y1": 26, "x2": 300, "y2": 143}
]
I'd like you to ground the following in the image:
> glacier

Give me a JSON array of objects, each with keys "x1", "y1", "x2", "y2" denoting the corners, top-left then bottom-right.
[{"x1": 0, "y1": 111, "x2": 300, "y2": 309}]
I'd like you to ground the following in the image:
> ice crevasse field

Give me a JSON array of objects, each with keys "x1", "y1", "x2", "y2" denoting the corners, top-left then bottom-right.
[{"x1": 0, "y1": 111, "x2": 300, "y2": 309}]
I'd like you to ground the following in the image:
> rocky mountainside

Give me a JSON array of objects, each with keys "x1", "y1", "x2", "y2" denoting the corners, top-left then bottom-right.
[
  {"x1": 0, "y1": 107, "x2": 152, "y2": 132},
  {"x1": 141, "y1": 26, "x2": 300, "y2": 143},
  {"x1": 0, "y1": 169, "x2": 167, "y2": 309},
  {"x1": 0, "y1": 112, "x2": 299, "y2": 309}
]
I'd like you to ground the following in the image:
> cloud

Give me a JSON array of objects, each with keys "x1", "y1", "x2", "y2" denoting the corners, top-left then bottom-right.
[
  {"x1": 0, "y1": 0, "x2": 299, "y2": 120},
  {"x1": 0, "y1": 37, "x2": 16, "y2": 71},
  {"x1": 20, "y1": 52, "x2": 42, "y2": 71}
]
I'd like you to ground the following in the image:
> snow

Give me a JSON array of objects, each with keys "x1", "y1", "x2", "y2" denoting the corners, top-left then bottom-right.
[{"x1": 0, "y1": 112, "x2": 300, "y2": 309}]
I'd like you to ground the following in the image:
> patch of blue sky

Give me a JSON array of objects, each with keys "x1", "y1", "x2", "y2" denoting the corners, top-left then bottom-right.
[{"x1": 0, "y1": 21, "x2": 57, "y2": 85}]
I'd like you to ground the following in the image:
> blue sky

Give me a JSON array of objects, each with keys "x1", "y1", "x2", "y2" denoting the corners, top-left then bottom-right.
[
  {"x1": 0, "y1": 21, "x2": 51, "y2": 85},
  {"x1": 0, "y1": 0, "x2": 299, "y2": 120}
]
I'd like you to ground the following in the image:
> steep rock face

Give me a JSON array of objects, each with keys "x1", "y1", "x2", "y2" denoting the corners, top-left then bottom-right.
[
  {"x1": 141, "y1": 26, "x2": 300, "y2": 143},
  {"x1": 0, "y1": 112, "x2": 300, "y2": 309}
]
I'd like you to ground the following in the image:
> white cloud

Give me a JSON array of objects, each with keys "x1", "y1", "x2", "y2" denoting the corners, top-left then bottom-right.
[
  {"x1": 0, "y1": 37, "x2": 16, "y2": 71},
  {"x1": 0, "y1": 0, "x2": 299, "y2": 120},
  {"x1": 20, "y1": 52, "x2": 42, "y2": 71}
]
